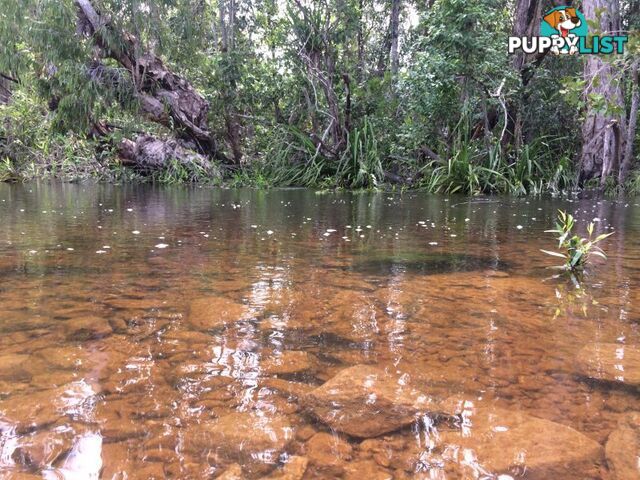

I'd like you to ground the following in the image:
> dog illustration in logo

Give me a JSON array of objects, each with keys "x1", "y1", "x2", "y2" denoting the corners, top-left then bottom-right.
[{"x1": 544, "y1": 7, "x2": 581, "y2": 54}]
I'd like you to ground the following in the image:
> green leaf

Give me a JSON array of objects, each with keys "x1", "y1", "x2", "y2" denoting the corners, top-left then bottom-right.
[
  {"x1": 570, "y1": 250, "x2": 583, "y2": 267},
  {"x1": 593, "y1": 232, "x2": 613, "y2": 242},
  {"x1": 540, "y1": 249, "x2": 567, "y2": 259}
]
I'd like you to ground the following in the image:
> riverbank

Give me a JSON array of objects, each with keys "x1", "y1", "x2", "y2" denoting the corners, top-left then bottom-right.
[
  {"x1": 2, "y1": 153, "x2": 640, "y2": 197},
  {"x1": 1, "y1": 106, "x2": 638, "y2": 195}
]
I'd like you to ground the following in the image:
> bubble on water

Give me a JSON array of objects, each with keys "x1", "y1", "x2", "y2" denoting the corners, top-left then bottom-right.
[
  {"x1": 465, "y1": 218, "x2": 470, "y2": 222},
  {"x1": 132, "y1": 230, "x2": 140, "y2": 235},
  {"x1": 450, "y1": 234, "x2": 457, "y2": 238},
  {"x1": 155, "y1": 243, "x2": 169, "y2": 249},
  {"x1": 102, "y1": 246, "x2": 111, "y2": 249},
  {"x1": 428, "y1": 242, "x2": 438, "y2": 246},
  {"x1": 267, "y1": 230, "x2": 274, "y2": 235},
  {"x1": 516, "y1": 225, "x2": 523, "y2": 230},
  {"x1": 251, "y1": 225, "x2": 257, "y2": 229},
  {"x1": 67, "y1": 248, "x2": 74, "y2": 251},
  {"x1": 28, "y1": 250, "x2": 38, "y2": 254},
  {"x1": 127, "y1": 208, "x2": 133, "y2": 212},
  {"x1": 96, "y1": 250, "x2": 107, "y2": 254},
  {"x1": 326, "y1": 229, "x2": 336, "y2": 233}
]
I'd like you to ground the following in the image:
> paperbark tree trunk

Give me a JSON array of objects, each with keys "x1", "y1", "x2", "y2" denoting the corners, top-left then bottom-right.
[
  {"x1": 377, "y1": 0, "x2": 402, "y2": 76},
  {"x1": 357, "y1": 0, "x2": 365, "y2": 80},
  {"x1": 579, "y1": 0, "x2": 626, "y2": 186},
  {"x1": 389, "y1": 0, "x2": 402, "y2": 76},
  {"x1": 218, "y1": 0, "x2": 243, "y2": 164},
  {"x1": 619, "y1": 60, "x2": 639, "y2": 184}
]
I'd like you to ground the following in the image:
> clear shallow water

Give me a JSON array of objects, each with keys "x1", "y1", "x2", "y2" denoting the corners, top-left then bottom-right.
[{"x1": 0, "y1": 184, "x2": 639, "y2": 479}]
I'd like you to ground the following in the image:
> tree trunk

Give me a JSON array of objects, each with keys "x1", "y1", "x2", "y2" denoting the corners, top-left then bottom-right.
[
  {"x1": 390, "y1": 0, "x2": 402, "y2": 76},
  {"x1": 217, "y1": 0, "x2": 243, "y2": 164},
  {"x1": 357, "y1": 0, "x2": 365, "y2": 80},
  {"x1": 377, "y1": 0, "x2": 402, "y2": 76},
  {"x1": 579, "y1": 0, "x2": 626, "y2": 186},
  {"x1": 75, "y1": 0, "x2": 222, "y2": 159},
  {"x1": 504, "y1": 0, "x2": 542, "y2": 147},
  {"x1": 619, "y1": 60, "x2": 639, "y2": 184},
  {"x1": 0, "y1": 78, "x2": 11, "y2": 104},
  {"x1": 0, "y1": 73, "x2": 17, "y2": 104}
]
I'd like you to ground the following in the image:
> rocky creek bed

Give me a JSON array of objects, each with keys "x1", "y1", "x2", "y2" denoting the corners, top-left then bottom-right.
[{"x1": 1, "y1": 186, "x2": 639, "y2": 479}]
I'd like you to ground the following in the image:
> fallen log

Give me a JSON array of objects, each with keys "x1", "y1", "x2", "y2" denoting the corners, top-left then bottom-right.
[
  {"x1": 116, "y1": 134, "x2": 212, "y2": 174},
  {"x1": 75, "y1": 0, "x2": 226, "y2": 161}
]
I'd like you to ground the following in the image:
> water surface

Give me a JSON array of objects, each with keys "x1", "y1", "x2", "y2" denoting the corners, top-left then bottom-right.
[{"x1": 0, "y1": 184, "x2": 639, "y2": 479}]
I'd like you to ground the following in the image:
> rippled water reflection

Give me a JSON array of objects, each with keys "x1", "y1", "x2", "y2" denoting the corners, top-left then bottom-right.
[{"x1": 0, "y1": 184, "x2": 639, "y2": 479}]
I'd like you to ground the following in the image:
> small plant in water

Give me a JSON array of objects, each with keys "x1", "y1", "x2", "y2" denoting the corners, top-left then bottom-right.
[{"x1": 541, "y1": 210, "x2": 613, "y2": 271}]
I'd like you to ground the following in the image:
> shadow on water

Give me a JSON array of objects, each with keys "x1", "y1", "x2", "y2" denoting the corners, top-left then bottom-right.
[{"x1": 348, "y1": 252, "x2": 509, "y2": 276}]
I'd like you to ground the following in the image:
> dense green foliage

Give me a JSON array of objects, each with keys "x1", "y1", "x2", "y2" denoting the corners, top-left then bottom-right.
[{"x1": 0, "y1": 0, "x2": 638, "y2": 193}]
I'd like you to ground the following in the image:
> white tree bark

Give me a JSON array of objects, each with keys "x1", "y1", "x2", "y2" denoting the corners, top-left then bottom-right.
[{"x1": 580, "y1": 0, "x2": 626, "y2": 186}]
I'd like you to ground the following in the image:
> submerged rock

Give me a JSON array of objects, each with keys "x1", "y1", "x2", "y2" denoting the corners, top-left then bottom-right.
[
  {"x1": 280, "y1": 456, "x2": 309, "y2": 480},
  {"x1": 577, "y1": 343, "x2": 640, "y2": 388},
  {"x1": 0, "y1": 353, "x2": 31, "y2": 381},
  {"x1": 51, "y1": 432, "x2": 103, "y2": 479},
  {"x1": 439, "y1": 399, "x2": 604, "y2": 479},
  {"x1": 322, "y1": 291, "x2": 382, "y2": 342},
  {"x1": 605, "y1": 412, "x2": 640, "y2": 480},
  {"x1": 262, "y1": 378, "x2": 315, "y2": 399},
  {"x1": 344, "y1": 460, "x2": 392, "y2": 480},
  {"x1": 34, "y1": 346, "x2": 90, "y2": 371},
  {"x1": 64, "y1": 316, "x2": 113, "y2": 341},
  {"x1": 217, "y1": 463, "x2": 243, "y2": 480},
  {"x1": 261, "y1": 456, "x2": 309, "y2": 480},
  {"x1": 184, "y1": 411, "x2": 293, "y2": 476},
  {"x1": 106, "y1": 297, "x2": 165, "y2": 310},
  {"x1": 305, "y1": 432, "x2": 352, "y2": 475},
  {"x1": 261, "y1": 351, "x2": 316, "y2": 376},
  {"x1": 188, "y1": 297, "x2": 248, "y2": 330},
  {"x1": 11, "y1": 428, "x2": 76, "y2": 470},
  {"x1": 0, "y1": 381, "x2": 98, "y2": 433},
  {"x1": 305, "y1": 365, "x2": 435, "y2": 438}
]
